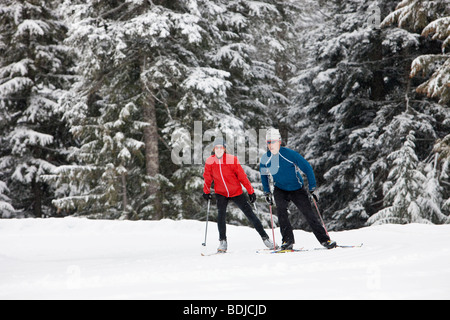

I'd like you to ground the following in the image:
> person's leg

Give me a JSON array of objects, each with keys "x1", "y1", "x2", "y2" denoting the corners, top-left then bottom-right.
[
  {"x1": 231, "y1": 194, "x2": 268, "y2": 239},
  {"x1": 290, "y1": 188, "x2": 330, "y2": 244},
  {"x1": 216, "y1": 194, "x2": 229, "y2": 241},
  {"x1": 273, "y1": 187, "x2": 295, "y2": 245}
]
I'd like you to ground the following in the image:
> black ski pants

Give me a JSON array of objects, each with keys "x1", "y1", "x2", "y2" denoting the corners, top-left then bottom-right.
[
  {"x1": 273, "y1": 186, "x2": 330, "y2": 244},
  {"x1": 216, "y1": 193, "x2": 268, "y2": 241}
]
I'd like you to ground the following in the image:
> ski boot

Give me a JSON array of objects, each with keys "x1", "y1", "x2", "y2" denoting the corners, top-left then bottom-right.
[
  {"x1": 321, "y1": 239, "x2": 337, "y2": 249},
  {"x1": 217, "y1": 240, "x2": 227, "y2": 253},
  {"x1": 262, "y1": 237, "x2": 279, "y2": 250},
  {"x1": 280, "y1": 241, "x2": 294, "y2": 250}
]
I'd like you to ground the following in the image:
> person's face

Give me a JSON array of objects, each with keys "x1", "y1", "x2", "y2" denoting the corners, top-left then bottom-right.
[
  {"x1": 214, "y1": 145, "x2": 225, "y2": 158},
  {"x1": 267, "y1": 140, "x2": 281, "y2": 154}
]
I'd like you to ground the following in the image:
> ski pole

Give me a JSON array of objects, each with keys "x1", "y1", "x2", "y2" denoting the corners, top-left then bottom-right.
[
  {"x1": 311, "y1": 195, "x2": 330, "y2": 238},
  {"x1": 202, "y1": 199, "x2": 211, "y2": 246}
]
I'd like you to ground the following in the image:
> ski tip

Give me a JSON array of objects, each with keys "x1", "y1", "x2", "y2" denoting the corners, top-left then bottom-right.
[
  {"x1": 336, "y1": 243, "x2": 364, "y2": 248},
  {"x1": 202, "y1": 251, "x2": 227, "y2": 256}
]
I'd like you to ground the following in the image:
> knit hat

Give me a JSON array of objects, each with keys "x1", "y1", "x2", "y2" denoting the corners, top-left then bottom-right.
[
  {"x1": 266, "y1": 128, "x2": 281, "y2": 141},
  {"x1": 212, "y1": 137, "x2": 226, "y2": 148}
]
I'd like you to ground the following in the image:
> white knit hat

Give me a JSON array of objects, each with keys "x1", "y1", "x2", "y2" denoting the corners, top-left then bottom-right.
[{"x1": 266, "y1": 128, "x2": 281, "y2": 141}]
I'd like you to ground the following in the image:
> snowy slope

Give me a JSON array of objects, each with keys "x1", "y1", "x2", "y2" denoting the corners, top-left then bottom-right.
[{"x1": 0, "y1": 218, "x2": 449, "y2": 300}]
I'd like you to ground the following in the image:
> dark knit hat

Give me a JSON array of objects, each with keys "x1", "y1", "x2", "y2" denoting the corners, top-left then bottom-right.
[{"x1": 212, "y1": 137, "x2": 226, "y2": 148}]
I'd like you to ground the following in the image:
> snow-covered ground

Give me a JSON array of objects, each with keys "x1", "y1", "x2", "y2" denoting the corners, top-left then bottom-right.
[{"x1": 1, "y1": 217, "x2": 449, "y2": 300}]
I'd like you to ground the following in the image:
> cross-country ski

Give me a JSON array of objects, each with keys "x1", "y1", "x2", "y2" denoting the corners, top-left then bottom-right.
[
  {"x1": 256, "y1": 244, "x2": 364, "y2": 254},
  {"x1": 201, "y1": 251, "x2": 227, "y2": 257}
]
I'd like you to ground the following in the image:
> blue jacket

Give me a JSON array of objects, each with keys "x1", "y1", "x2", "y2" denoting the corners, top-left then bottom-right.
[{"x1": 260, "y1": 147, "x2": 316, "y2": 193}]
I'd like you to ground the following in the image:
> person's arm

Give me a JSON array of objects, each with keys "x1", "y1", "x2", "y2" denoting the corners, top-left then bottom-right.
[
  {"x1": 234, "y1": 158, "x2": 254, "y2": 195},
  {"x1": 203, "y1": 160, "x2": 213, "y2": 194},
  {"x1": 292, "y1": 150, "x2": 317, "y2": 191}
]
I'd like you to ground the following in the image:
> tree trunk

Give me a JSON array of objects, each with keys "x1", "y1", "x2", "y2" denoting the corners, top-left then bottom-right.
[
  {"x1": 121, "y1": 171, "x2": 128, "y2": 214},
  {"x1": 32, "y1": 179, "x2": 42, "y2": 218},
  {"x1": 141, "y1": 58, "x2": 161, "y2": 220},
  {"x1": 369, "y1": 29, "x2": 385, "y2": 101}
]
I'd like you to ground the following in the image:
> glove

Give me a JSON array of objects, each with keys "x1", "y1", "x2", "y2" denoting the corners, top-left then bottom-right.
[
  {"x1": 264, "y1": 192, "x2": 273, "y2": 205},
  {"x1": 248, "y1": 193, "x2": 256, "y2": 204},
  {"x1": 203, "y1": 193, "x2": 212, "y2": 201},
  {"x1": 310, "y1": 190, "x2": 319, "y2": 202}
]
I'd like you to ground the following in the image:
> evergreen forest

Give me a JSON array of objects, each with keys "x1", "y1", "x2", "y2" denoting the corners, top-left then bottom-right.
[{"x1": 1, "y1": 0, "x2": 449, "y2": 230}]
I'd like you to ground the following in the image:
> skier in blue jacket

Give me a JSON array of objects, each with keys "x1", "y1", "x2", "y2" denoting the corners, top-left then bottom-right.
[{"x1": 260, "y1": 128, "x2": 336, "y2": 250}]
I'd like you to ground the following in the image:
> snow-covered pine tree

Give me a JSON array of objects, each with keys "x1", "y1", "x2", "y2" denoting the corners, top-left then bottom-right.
[
  {"x1": 194, "y1": 0, "x2": 292, "y2": 226},
  {"x1": 434, "y1": 134, "x2": 450, "y2": 217},
  {"x1": 0, "y1": 180, "x2": 15, "y2": 218},
  {"x1": 53, "y1": 0, "x2": 186, "y2": 219},
  {"x1": 215, "y1": 0, "x2": 287, "y2": 128},
  {"x1": 285, "y1": 0, "x2": 450, "y2": 230},
  {"x1": 286, "y1": 1, "x2": 390, "y2": 229},
  {"x1": 51, "y1": 98, "x2": 149, "y2": 219},
  {"x1": 382, "y1": 0, "x2": 450, "y2": 105},
  {"x1": 401, "y1": 5, "x2": 450, "y2": 218},
  {"x1": 435, "y1": 135, "x2": 450, "y2": 161},
  {"x1": 381, "y1": 0, "x2": 450, "y2": 223},
  {"x1": 162, "y1": 0, "x2": 292, "y2": 224},
  {"x1": 52, "y1": 0, "x2": 287, "y2": 221},
  {"x1": 420, "y1": 158, "x2": 449, "y2": 224},
  {"x1": 0, "y1": 0, "x2": 74, "y2": 217},
  {"x1": 162, "y1": 0, "x2": 295, "y2": 225},
  {"x1": 368, "y1": 131, "x2": 441, "y2": 224},
  {"x1": 164, "y1": 0, "x2": 246, "y2": 221}
]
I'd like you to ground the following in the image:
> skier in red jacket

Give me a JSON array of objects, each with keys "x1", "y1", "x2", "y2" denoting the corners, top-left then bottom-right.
[{"x1": 203, "y1": 138, "x2": 276, "y2": 252}]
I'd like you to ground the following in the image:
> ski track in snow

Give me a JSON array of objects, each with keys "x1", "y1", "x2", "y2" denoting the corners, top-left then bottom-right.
[{"x1": 0, "y1": 218, "x2": 449, "y2": 299}]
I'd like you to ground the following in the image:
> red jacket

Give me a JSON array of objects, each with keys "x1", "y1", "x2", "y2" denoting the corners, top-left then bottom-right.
[{"x1": 203, "y1": 153, "x2": 254, "y2": 198}]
